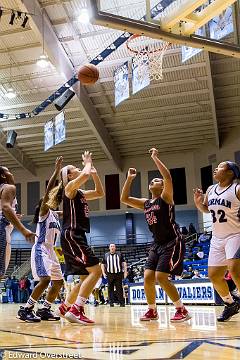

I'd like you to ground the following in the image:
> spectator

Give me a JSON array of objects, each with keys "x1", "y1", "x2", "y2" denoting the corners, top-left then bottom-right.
[
  {"x1": 4, "y1": 276, "x2": 13, "y2": 303},
  {"x1": 101, "y1": 244, "x2": 127, "y2": 307},
  {"x1": 11, "y1": 276, "x2": 19, "y2": 303},
  {"x1": 195, "y1": 249, "x2": 204, "y2": 260},
  {"x1": 188, "y1": 223, "x2": 197, "y2": 235},
  {"x1": 19, "y1": 277, "x2": 27, "y2": 303},
  {"x1": 192, "y1": 270, "x2": 203, "y2": 279},
  {"x1": 198, "y1": 231, "x2": 211, "y2": 243},
  {"x1": 181, "y1": 226, "x2": 189, "y2": 236}
]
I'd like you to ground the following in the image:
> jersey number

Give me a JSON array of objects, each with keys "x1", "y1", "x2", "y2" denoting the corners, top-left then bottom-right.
[{"x1": 210, "y1": 210, "x2": 227, "y2": 223}]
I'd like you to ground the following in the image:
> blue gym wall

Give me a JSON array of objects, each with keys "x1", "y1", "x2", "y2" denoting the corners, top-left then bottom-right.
[{"x1": 11, "y1": 210, "x2": 198, "y2": 248}]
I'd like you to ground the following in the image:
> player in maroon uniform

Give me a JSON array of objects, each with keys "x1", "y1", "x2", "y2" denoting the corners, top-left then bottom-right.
[{"x1": 121, "y1": 148, "x2": 190, "y2": 322}]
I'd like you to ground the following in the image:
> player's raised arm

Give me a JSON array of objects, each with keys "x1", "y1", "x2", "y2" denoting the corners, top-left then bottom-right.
[{"x1": 120, "y1": 168, "x2": 147, "y2": 210}]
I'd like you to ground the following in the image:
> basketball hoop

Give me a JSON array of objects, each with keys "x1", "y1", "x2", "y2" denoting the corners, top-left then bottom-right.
[{"x1": 126, "y1": 34, "x2": 170, "y2": 81}]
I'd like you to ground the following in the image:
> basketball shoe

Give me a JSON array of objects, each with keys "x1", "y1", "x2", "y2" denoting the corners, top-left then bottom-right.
[
  {"x1": 36, "y1": 308, "x2": 60, "y2": 321},
  {"x1": 17, "y1": 306, "x2": 41, "y2": 323},
  {"x1": 64, "y1": 304, "x2": 95, "y2": 325},
  {"x1": 170, "y1": 306, "x2": 191, "y2": 322},
  {"x1": 140, "y1": 308, "x2": 159, "y2": 321},
  {"x1": 217, "y1": 301, "x2": 240, "y2": 322},
  {"x1": 54, "y1": 303, "x2": 71, "y2": 318}
]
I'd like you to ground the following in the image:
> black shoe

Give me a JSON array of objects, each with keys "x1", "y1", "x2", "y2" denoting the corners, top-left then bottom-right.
[
  {"x1": 120, "y1": 304, "x2": 125, "y2": 307},
  {"x1": 217, "y1": 301, "x2": 240, "y2": 322},
  {"x1": 110, "y1": 303, "x2": 114, "y2": 307},
  {"x1": 36, "y1": 308, "x2": 60, "y2": 321},
  {"x1": 17, "y1": 306, "x2": 41, "y2": 323},
  {"x1": 94, "y1": 301, "x2": 99, "y2": 307},
  {"x1": 231, "y1": 293, "x2": 240, "y2": 304}
]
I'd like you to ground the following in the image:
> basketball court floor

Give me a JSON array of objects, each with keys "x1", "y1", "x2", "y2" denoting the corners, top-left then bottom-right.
[{"x1": 0, "y1": 304, "x2": 240, "y2": 359}]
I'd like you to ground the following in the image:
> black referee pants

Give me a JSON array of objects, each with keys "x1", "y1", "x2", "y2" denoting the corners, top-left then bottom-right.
[{"x1": 107, "y1": 272, "x2": 124, "y2": 305}]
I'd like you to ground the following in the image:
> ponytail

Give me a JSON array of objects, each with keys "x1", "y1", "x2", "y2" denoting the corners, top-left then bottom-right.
[
  {"x1": 46, "y1": 181, "x2": 64, "y2": 209},
  {"x1": 32, "y1": 198, "x2": 43, "y2": 224}
]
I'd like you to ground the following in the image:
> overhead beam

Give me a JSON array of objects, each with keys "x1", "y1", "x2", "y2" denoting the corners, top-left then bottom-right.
[
  {"x1": 0, "y1": 131, "x2": 36, "y2": 175},
  {"x1": 19, "y1": 0, "x2": 122, "y2": 170},
  {"x1": 90, "y1": 0, "x2": 240, "y2": 58},
  {"x1": 178, "y1": 0, "x2": 237, "y2": 35}
]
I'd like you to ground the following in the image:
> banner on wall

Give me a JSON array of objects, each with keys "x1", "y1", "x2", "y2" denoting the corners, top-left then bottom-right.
[
  {"x1": 129, "y1": 284, "x2": 166, "y2": 304},
  {"x1": 129, "y1": 281, "x2": 216, "y2": 304},
  {"x1": 44, "y1": 119, "x2": 54, "y2": 151},
  {"x1": 114, "y1": 62, "x2": 129, "y2": 106},
  {"x1": 132, "y1": 56, "x2": 150, "y2": 94},
  {"x1": 55, "y1": 111, "x2": 66, "y2": 145},
  {"x1": 209, "y1": 6, "x2": 233, "y2": 40},
  {"x1": 182, "y1": 26, "x2": 205, "y2": 62}
]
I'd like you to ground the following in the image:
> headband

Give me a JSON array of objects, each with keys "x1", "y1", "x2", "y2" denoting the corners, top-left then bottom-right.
[
  {"x1": 61, "y1": 165, "x2": 70, "y2": 186},
  {"x1": 226, "y1": 161, "x2": 240, "y2": 179}
]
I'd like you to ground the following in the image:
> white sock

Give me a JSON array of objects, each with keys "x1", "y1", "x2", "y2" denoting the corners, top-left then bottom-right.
[
  {"x1": 148, "y1": 304, "x2": 156, "y2": 310},
  {"x1": 42, "y1": 300, "x2": 51, "y2": 309},
  {"x1": 222, "y1": 294, "x2": 234, "y2": 304},
  {"x1": 173, "y1": 299, "x2": 183, "y2": 308},
  {"x1": 25, "y1": 296, "x2": 37, "y2": 309},
  {"x1": 75, "y1": 295, "x2": 87, "y2": 307}
]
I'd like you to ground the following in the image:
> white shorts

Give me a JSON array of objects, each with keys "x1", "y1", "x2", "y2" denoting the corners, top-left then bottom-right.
[
  {"x1": 208, "y1": 234, "x2": 240, "y2": 267},
  {"x1": 31, "y1": 243, "x2": 63, "y2": 281}
]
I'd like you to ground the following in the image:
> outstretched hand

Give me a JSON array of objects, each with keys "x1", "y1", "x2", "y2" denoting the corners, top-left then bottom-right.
[
  {"x1": 55, "y1": 156, "x2": 63, "y2": 173},
  {"x1": 149, "y1": 148, "x2": 159, "y2": 158},
  {"x1": 193, "y1": 188, "x2": 204, "y2": 204},
  {"x1": 82, "y1": 151, "x2": 92, "y2": 166},
  {"x1": 127, "y1": 168, "x2": 137, "y2": 179}
]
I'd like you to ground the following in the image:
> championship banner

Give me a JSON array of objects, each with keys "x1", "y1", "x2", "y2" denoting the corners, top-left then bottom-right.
[
  {"x1": 54, "y1": 247, "x2": 65, "y2": 264},
  {"x1": 182, "y1": 27, "x2": 205, "y2": 63},
  {"x1": 44, "y1": 119, "x2": 54, "y2": 151},
  {"x1": 114, "y1": 62, "x2": 129, "y2": 106},
  {"x1": 209, "y1": 6, "x2": 233, "y2": 40},
  {"x1": 132, "y1": 56, "x2": 150, "y2": 95},
  {"x1": 55, "y1": 111, "x2": 66, "y2": 145}
]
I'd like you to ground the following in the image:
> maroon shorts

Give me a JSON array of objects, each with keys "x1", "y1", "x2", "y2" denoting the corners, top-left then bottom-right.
[
  {"x1": 145, "y1": 238, "x2": 185, "y2": 275},
  {"x1": 61, "y1": 229, "x2": 99, "y2": 276}
]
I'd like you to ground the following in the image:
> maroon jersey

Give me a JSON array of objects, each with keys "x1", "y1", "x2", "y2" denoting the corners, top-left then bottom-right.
[
  {"x1": 62, "y1": 190, "x2": 90, "y2": 233},
  {"x1": 144, "y1": 197, "x2": 181, "y2": 244}
]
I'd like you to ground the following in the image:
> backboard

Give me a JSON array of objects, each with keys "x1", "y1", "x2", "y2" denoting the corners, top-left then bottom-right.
[{"x1": 90, "y1": 0, "x2": 240, "y2": 59}]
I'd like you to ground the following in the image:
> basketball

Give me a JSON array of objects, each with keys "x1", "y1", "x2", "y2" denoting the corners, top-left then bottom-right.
[{"x1": 77, "y1": 64, "x2": 99, "y2": 85}]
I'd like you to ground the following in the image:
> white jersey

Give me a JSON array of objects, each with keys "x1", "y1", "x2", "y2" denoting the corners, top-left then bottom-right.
[
  {"x1": 0, "y1": 183, "x2": 18, "y2": 220},
  {"x1": 207, "y1": 183, "x2": 240, "y2": 239},
  {"x1": 35, "y1": 209, "x2": 61, "y2": 246}
]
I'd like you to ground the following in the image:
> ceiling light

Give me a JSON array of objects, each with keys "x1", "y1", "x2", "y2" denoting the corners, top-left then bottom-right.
[
  {"x1": 5, "y1": 88, "x2": 17, "y2": 99},
  {"x1": 78, "y1": 8, "x2": 90, "y2": 24},
  {"x1": 37, "y1": 54, "x2": 49, "y2": 68}
]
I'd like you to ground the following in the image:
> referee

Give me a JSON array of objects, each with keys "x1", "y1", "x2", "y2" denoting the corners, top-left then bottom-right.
[{"x1": 102, "y1": 244, "x2": 127, "y2": 307}]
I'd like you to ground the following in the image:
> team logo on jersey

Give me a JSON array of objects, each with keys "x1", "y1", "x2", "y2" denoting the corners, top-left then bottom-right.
[
  {"x1": 49, "y1": 221, "x2": 61, "y2": 230},
  {"x1": 208, "y1": 198, "x2": 231, "y2": 209}
]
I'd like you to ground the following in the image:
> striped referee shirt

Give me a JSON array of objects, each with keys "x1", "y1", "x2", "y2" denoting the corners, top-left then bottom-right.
[{"x1": 104, "y1": 252, "x2": 125, "y2": 274}]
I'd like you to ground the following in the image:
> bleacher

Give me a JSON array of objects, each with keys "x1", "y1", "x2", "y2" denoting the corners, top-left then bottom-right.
[
  {"x1": 6, "y1": 249, "x2": 31, "y2": 275},
  {"x1": 92, "y1": 243, "x2": 150, "y2": 267}
]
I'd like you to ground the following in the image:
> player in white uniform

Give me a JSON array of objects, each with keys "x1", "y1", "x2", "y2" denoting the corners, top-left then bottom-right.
[
  {"x1": 0, "y1": 166, "x2": 35, "y2": 279},
  {"x1": 18, "y1": 157, "x2": 64, "y2": 322},
  {"x1": 194, "y1": 161, "x2": 240, "y2": 321}
]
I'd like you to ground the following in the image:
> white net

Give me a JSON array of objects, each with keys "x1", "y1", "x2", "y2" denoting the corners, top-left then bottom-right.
[{"x1": 126, "y1": 35, "x2": 170, "y2": 81}]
